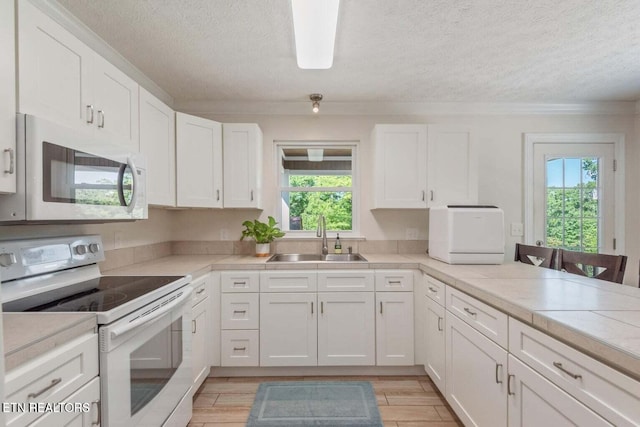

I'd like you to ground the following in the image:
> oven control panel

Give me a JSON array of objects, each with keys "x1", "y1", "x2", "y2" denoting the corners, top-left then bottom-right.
[{"x1": 0, "y1": 235, "x2": 105, "y2": 283}]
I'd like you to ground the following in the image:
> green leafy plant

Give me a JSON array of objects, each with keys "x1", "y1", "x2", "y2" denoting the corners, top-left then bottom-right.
[{"x1": 240, "y1": 216, "x2": 285, "y2": 244}]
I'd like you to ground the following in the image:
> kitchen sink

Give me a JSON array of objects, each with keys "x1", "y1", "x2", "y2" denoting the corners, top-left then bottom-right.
[{"x1": 266, "y1": 253, "x2": 368, "y2": 263}]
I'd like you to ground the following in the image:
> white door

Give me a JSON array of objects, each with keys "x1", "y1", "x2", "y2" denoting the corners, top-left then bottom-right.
[
  {"x1": 446, "y1": 311, "x2": 507, "y2": 427},
  {"x1": 260, "y1": 293, "x2": 317, "y2": 366},
  {"x1": 375, "y1": 292, "x2": 414, "y2": 366},
  {"x1": 223, "y1": 123, "x2": 262, "y2": 208},
  {"x1": 317, "y1": 292, "x2": 375, "y2": 366},
  {"x1": 507, "y1": 355, "x2": 612, "y2": 427},
  {"x1": 139, "y1": 88, "x2": 175, "y2": 206},
  {"x1": 532, "y1": 142, "x2": 617, "y2": 253},
  {"x1": 425, "y1": 297, "x2": 446, "y2": 393},
  {"x1": 176, "y1": 112, "x2": 223, "y2": 208}
]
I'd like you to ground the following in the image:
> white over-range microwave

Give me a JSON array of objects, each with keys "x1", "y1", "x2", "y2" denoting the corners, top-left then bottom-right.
[{"x1": 0, "y1": 114, "x2": 147, "y2": 223}]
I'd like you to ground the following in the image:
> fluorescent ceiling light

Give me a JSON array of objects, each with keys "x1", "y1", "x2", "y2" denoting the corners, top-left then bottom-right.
[
  {"x1": 291, "y1": 0, "x2": 340, "y2": 69},
  {"x1": 307, "y1": 148, "x2": 324, "y2": 162}
]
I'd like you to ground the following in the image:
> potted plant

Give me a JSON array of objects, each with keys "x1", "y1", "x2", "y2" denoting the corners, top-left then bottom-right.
[{"x1": 240, "y1": 216, "x2": 285, "y2": 257}]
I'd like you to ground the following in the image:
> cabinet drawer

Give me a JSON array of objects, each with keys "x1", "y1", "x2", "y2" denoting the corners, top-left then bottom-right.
[
  {"x1": 221, "y1": 293, "x2": 259, "y2": 329},
  {"x1": 318, "y1": 270, "x2": 374, "y2": 291},
  {"x1": 260, "y1": 271, "x2": 317, "y2": 292},
  {"x1": 191, "y1": 274, "x2": 211, "y2": 306},
  {"x1": 221, "y1": 271, "x2": 260, "y2": 292},
  {"x1": 446, "y1": 287, "x2": 508, "y2": 348},
  {"x1": 375, "y1": 270, "x2": 414, "y2": 291},
  {"x1": 221, "y1": 330, "x2": 259, "y2": 367},
  {"x1": 424, "y1": 274, "x2": 445, "y2": 305},
  {"x1": 30, "y1": 377, "x2": 101, "y2": 427},
  {"x1": 5, "y1": 333, "x2": 99, "y2": 427},
  {"x1": 509, "y1": 318, "x2": 640, "y2": 426}
]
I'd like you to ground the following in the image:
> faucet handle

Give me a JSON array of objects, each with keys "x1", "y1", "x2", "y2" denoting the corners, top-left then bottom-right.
[{"x1": 348, "y1": 246, "x2": 352, "y2": 254}]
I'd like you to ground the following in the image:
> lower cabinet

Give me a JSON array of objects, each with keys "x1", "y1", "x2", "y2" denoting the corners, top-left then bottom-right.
[
  {"x1": 260, "y1": 292, "x2": 317, "y2": 366},
  {"x1": 376, "y1": 291, "x2": 414, "y2": 366},
  {"x1": 507, "y1": 355, "x2": 611, "y2": 426},
  {"x1": 30, "y1": 377, "x2": 101, "y2": 427},
  {"x1": 445, "y1": 310, "x2": 507, "y2": 427},
  {"x1": 425, "y1": 296, "x2": 446, "y2": 392},
  {"x1": 191, "y1": 273, "x2": 212, "y2": 390}
]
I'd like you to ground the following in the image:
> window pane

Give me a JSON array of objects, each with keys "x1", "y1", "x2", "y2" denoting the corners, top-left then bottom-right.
[
  {"x1": 288, "y1": 175, "x2": 352, "y2": 188},
  {"x1": 564, "y1": 158, "x2": 581, "y2": 187},
  {"x1": 545, "y1": 218, "x2": 563, "y2": 248},
  {"x1": 282, "y1": 191, "x2": 352, "y2": 231},
  {"x1": 582, "y1": 218, "x2": 598, "y2": 251},
  {"x1": 546, "y1": 158, "x2": 563, "y2": 187}
]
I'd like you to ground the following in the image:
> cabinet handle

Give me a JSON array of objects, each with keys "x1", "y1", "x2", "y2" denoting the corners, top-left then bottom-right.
[
  {"x1": 553, "y1": 362, "x2": 582, "y2": 379},
  {"x1": 430, "y1": 190, "x2": 434, "y2": 201},
  {"x1": 86, "y1": 105, "x2": 94, "y2": 124},
  {"x1": 321, "y1": 301, "x2": 324, "y2": 314},
  {"x1": 91, "y1": 400, "x2": 101, "y2": 426},
  {"x1": 233, "y1": 347, "x2": 246, "y2": 351},
  {"x1": 217, "y1": 189, "x2": 220, "y2": 201},
  {"x1": 463, "y1": 307, "x2": 477, "y2": 316},
  {"x1": 192, "y1": 319, "x2": 197, "y2": 333},
  {"x1": 388, "y1": 280, "x2": 401, "y2": 285},
  {"x1": 28, "y1": 378, "x2": 62, "y2": 398},
  {"x1": 311, "y1": 302, "x2": 314, "y2": 314},
  {"x1": 428, "y1": 286, "x2": 438, "y2": 293},
  {"x1": 507, "y1": 374, "x2": 515, "y2": 395},
  {"x1": 196, "y1": 288, "x2": 206, "y2": 294},
  {"x1": 422, "y1": 190, "x2": 425, "y2": 201},
  {"x1": 97, "y1": 110, "x2": 105, "y2": 128},
  {"x1": 233, "y1": 281, "x2": 247, "y2": 286},
  {"x1": 250, "y1": 190, "x2": 254, "y2": 201},
  {"x1": 4, "y1": 148, "x2": 14, "y2": 174},
  {"x1": 380, "y1": 301, "x2": 383, "y2": 314},
  {"x1": 233, "y1": 310, "x2": 246, "y2": 314},
  {"x1": 495, "y1": 363, "x2": 503, "y2": 384},
  {"x1": 437, "y1": 316, "x2": 443, "y2": 331}
]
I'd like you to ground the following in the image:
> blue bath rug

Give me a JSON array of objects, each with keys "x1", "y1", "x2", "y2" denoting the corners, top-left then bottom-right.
[{"x1": 246, "y1": 381, "x2": 383, "y2": 426}]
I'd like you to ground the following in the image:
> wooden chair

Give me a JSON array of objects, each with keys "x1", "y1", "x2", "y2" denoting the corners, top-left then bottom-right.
[
  {"x1": 557, "y1": 249, "x2": 627, "y2": 284},
  {"x1": 514, "y1": 243, "x2": 558, "y2": 269}
]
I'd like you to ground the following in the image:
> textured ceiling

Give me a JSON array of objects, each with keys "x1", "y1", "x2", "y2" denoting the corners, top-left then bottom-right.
[{"x1": 56, "y1": 0, "x2": 640, "y2": 104}]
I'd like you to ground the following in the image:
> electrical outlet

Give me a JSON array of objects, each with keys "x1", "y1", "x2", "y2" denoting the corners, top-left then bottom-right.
[
  {"x1": 114, "y1": 231, "x2": 125, "y2": 249},
  {"x1": 405, "y1": 228, "x2": 419, "y2": 240},
  {"x1": 510, "y1": 223, "x2": 524, "y2": 237},
  {"x1": 220, "y1": 228, "x2": 229, "y2": 240}
]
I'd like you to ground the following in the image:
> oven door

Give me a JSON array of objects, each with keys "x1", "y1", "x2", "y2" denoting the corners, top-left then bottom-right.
[{"x1": 100, "y1": 287, "x2": 192, "y2": 427}]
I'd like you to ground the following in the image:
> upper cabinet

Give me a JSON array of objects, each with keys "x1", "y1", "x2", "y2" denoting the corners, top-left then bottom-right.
[
  {"x1": 139, "y1": 88, "x2": 176, "y2": 206},
  {"x1": 223, "y1": 123, "x2": 263, "y2": 209},
  {"x1": 17, "y1": 1, "x2": 139, "y2": 152},
  {"x1": 371, "y1": 124, "x2": 477, "y2": 209},
  {"x1": 176, "y1": 112, "x2": 223, "y2": 208},
  {"x1": 0, "y1": 0, "x2": 16, "y2": 194}
]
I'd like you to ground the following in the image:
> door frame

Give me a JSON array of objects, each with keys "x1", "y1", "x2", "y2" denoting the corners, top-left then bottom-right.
[{"x1": 523, "y1": 133, "x2": 625, "y2": 253}]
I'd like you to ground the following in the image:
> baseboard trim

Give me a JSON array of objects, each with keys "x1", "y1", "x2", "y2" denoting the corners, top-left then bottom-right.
[{"x1": 210, "y1": 365, "x2": 427, "y2": 377}]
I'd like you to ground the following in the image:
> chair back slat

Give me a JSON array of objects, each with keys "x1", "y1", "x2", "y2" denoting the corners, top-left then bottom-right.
[
  {"x1": 514, "y1": 243, "x2": 558, "y2": 269},
  {"x1": 558, "y1": 250, "x2": 627, "y2": 284}
]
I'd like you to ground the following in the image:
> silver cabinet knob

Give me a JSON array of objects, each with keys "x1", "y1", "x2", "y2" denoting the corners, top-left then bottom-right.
[{"x1": 0, "y1": 252, "x2": 17, "y2": 267}]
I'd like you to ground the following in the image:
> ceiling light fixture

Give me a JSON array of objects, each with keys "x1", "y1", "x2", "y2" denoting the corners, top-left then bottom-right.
[
  {"x1": 310, "y1": 93, "x2": 322, "y2": 113},
  {"x1": 291, "y1": 0, "x2": 340, "y2": 69}
]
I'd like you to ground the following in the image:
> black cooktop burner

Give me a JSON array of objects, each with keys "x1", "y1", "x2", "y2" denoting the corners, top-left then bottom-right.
[{"x1": 4, "y1": 276, "x2": 184, "y2": 313}]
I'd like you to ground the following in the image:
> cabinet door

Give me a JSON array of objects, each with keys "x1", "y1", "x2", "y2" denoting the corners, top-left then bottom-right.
[
  {"x1": 18, "y1": 0, "x2": 93, "y2": 132},
  {"x1": 445, "y1": 310, "x2": 507, "y2": 427},
  {"x1": 30, "y1": 377, "x2": 101, "y2": 427},
  {"x1": 317, "y1": 292, "x2": 375, "y2": 366},
  {"x1": 223, "y1": 123, "x2": 262, "y2": 208},
  {"x1": 425, "y1": 297, "x2": 446, "y2": 393},
  {"x1": 427, "y1": 125, "x2": 477, "y2": 206},
  {"x1": 372, "y1": 124, "x2": 427, "y2": 208},
  {"x1": 375, "y1": 292, "x2": 414, "y2": 366},
  {"x1": 139, "y1": 87, "x2": 175, "y2": 206},
  {"x1": 508, "y1": 355, "x2": 612, "y2": 427},
  {"x1": 260, "y1": 293, "x2": 317, "y2": 366},
  {"x1": 192, "y1": 297, "x2": 210, "y2": 390},
  {"x1": 92, "y1": 54, "x2": 139, "y2": 152},
  {"x1": 0, "y1": 0, "x2": 16, "y2": 194},
  {"x1": 176, "y1": 112, "x2": 223, "y2": 208}
]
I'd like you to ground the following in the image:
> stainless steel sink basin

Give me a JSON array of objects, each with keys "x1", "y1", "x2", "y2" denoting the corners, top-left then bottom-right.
[{"x1": 266, "y1": 253, "x2": 367, "y2": 263}]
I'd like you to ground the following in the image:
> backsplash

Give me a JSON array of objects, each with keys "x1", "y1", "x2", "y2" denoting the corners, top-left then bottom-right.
[{"x1": 99, "y1": 239, "x2": 428, "y2": 271}]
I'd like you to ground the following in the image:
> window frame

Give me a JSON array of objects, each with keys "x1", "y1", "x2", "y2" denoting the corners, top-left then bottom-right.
[{"x1": 275, "y1": 140, "x2": 360, "y2": 238}]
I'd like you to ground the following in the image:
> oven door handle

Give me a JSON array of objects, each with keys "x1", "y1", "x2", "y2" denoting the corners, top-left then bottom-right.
[{"x1": 109, "y1": 288, "x2": 192, "y2": 339}]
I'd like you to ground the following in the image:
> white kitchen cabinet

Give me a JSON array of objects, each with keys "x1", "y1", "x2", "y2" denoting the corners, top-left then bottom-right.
[
  {"x1": 445, "y1": 310, "x2": 507, "y2": 427},
  {"x1": 222, "y1": 123, "x2": 263, "y2": 209},
  {"x1": 30, "y1": 377, "x2": 101, "y2": 427},
  {"x1": 371, "y1": 124, "x2": 428, "y2": 209},
  {"x1": 427, "y1": 125, "x2": 477, "y2": 206},
  {"x1": 221, "y1": 329, "x2": 259, "y2": 367},
  {"x1": 0, "y1": 0, "x2": 16, "y2": 194},
  {"x1": 260, "y1": 292, "x2": 317, "y2": 366},
  {"x1": 18, "y1": 1, "x2": 139, "y2": 151},
  {"x1": 176, "y1": 112, "x2": 223, "y2": 208},
  {"x1": 507, "y1": 355, "x2": 611, "y2": 427},
  {"x1": 139, "y1": 87, "x2": 175, "y2": 206},
  {"x1": 413, "y1": 274, "x2": 428, "y2": 368},
  {"x1": 317, "y1": 292, "x2": 375, "y2": 366},
  {"x1": 191, "y1": 273, "x2": 212, "y2": 391},
  {"x1": 375, "y1": 291, "x2": 414, "y2": 366},
  {"x1": 425, "y1": 296, "x2": 446, "y2": 393}
]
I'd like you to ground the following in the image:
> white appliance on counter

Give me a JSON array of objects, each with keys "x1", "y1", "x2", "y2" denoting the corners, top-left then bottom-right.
[
  {"x1": 0, "y1": 114, "x2": 147, "y2": 223},
  {"x1": 429, "y1": 205, "x2": 505, "y2": 264}
]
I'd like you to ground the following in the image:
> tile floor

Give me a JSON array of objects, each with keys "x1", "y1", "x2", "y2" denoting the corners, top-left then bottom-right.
[{"x1": 189, "y1": 375, "x2": 464, "y2": 427}]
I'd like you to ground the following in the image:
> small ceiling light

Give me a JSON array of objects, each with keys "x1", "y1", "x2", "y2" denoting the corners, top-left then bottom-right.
[
  {"x1": 291, "y1": 0, "x2": 340, "y2": 69},
  {"x1": 310, "y1": 93, "x2": 322, "y2": 113},
  {"x1": 307, "y1": 148, "x2": 324, "y2": 162}
]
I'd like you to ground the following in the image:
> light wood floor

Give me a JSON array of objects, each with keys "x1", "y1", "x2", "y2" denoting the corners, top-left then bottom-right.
[{"x1": 189, "y1": 375, "x2": 464, "y2": 427}]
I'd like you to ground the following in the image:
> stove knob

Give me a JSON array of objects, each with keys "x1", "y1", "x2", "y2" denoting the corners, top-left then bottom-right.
[
  {"x1": 0, "y1": 252, "x2": 17, "y2": 267},
  {"x1": 74, "y1": 245, "x2": 88, "y2": 255},
  {"x1": 88, "y1": 243, "x2": 100, "y2": 254}
]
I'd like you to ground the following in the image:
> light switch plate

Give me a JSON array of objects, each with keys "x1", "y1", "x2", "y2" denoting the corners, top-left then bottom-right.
[
  {"x1": 510, "y1": 223, "x2": 524, "y2": 236},
  {"x1": 406, "y1": 228, "x2": 419, "y2": 240}
]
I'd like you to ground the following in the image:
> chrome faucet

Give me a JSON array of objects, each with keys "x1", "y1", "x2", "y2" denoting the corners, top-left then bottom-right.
[{"x1": 317, "y1": 214, "x2": 328, "y2": 255}]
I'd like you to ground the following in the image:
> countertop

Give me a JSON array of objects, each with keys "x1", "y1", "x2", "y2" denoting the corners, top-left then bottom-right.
[{"x1": 106, "y1": 252, "x2": 640, "y2": 380}]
